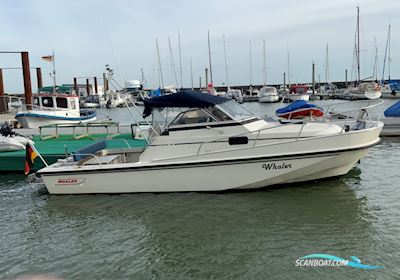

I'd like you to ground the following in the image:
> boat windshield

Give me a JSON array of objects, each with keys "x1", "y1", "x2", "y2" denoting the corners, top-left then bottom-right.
[{"x1": 216, "y1": 100, "x2": 255, "y2": 121}]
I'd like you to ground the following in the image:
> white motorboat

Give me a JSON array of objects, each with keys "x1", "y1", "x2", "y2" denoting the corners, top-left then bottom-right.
[
  {"x1": 381, "y1": 100, "x2": 400, "y2": 136},
  {"x1": 258, "y1": 86, "x2": 279, "y2": 103},
  {"x1": 16, "y1": 94, "x2": 96, "y2": 129},
  {"x1": 227, "y1": 89, "x2": 243, "y2": 103},
  {"x1": 0, "y1": 123, "x2": 32, "y2": 152},
  {"x1": 285, "y1": 85, "x2": 310, "y2": 102},
  {"x1": 32, "y1": 90, "x2": 383, "y2": 194},
  {"x1": 105, "y1": 91, "x2": 125, "y2": 108}
]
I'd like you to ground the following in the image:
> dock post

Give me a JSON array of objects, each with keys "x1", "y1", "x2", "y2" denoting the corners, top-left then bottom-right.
[
  {"x1": 86, "y1": 78, "x2": 90, "y2": 96},
  {"x1": 205, "y1": 68, "x2": 208, "y2": 87},
  {"x1": 21, "y1": 52, "x2": 32, "y2": 110},
  {"x1": 345, "y1": 69, "x2": 348, "y2": 88},
  {"x1": 73, "y1": 77, "x2": 78, "y2": 94},
  {"x1": 0, "y1": 68, "x2": 6, "y2": 113},
  {"x1": 103, "y1": 73, "x2": 108, "y2": 91},
  {"x1": 199, "y1": 76, "x2": 202, "y2": 89},
  {"x1": 94, "y1": 77, "x2": 98, "y2": 94},
  {"x1": 312, "y1": 63, "x2": 315, "y2": 94},
  {"x1": 36, "y1": 68, "x2": 43, "y2": 90},
  {"x1": 283, "y1": 72, "x2": 286, "y2": 91}
]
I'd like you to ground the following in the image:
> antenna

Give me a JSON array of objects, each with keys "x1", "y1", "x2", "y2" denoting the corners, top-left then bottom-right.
[
  {"x1": 168, "y1": 36, "x2": 178, "y2": 87},
  {"x1": 156, "y1": 38, "x2": 164, "y2": 89},
  {"x1": 249, "y1": 40, "x2": 252, "y2": 85},
  {"x1": 262, "y1": 40, "x2": 267, "y2": 86}
]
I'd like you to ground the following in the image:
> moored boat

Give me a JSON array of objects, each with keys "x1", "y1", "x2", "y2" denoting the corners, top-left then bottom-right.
[
  {"x1": 31, "y1": 90, "x2": 383, "y2": 194},
  {"x1": 381, "y1": 100, "x2": 400, "y2": 136},
  {"x1": 258, "y1": 86, "x2": 279, "y2": 103},
  {"x1": 16, "y1": 94, "x2": 96, "y2": 128},
  {"x1": 276, "y1": 100, "x2": 324, "y2": 119}
]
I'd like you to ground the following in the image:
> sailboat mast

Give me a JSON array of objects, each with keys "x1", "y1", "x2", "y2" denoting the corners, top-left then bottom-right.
[
  {"x1": 262, "y1": 40, "x2": 267, "y2": 86},
  {"x1": 287, "y1": 52, "x2": 291, "y2": 86},
  {"x1": 190, "y1": 57, "x2": 194, "y2": 90},
  {"x1": 178, "y1": 32, "x2": 183, "y2": 89},
  {"x1": 156, "y1": 38, "x2": 164, "y2": 89},
  {"x1": 52, "y1": 50, "x2": 56, "y2": 94},
  {"x1": 356, "y1": 6, "x2": 360, "y2": 84},
  {"x1": 388, "y1": 24, "x2": 391, "y2": 80},
  {"x1": 325, "y1": 44, "x2": 329, "y2": 83},
  {"x1": 207, "y1": 30, "x2": 213, "y2": 85},
  {"x1": 223, "y1": 34, "x2": 230, "y2": 89},
  {"x1": 249, "y1": 40, "x2": 252, "y2": 85},
  {"x1": 168, "y1": 37, "x2": 178, "y2": 87},
  {"x1": 382, "y1": 25, "x2": 391, "y2": 83}
]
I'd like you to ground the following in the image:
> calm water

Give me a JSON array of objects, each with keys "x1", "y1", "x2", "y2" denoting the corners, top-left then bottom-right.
[{"x1": 1, "y1": 100, "x2": 400, "y2": 279}]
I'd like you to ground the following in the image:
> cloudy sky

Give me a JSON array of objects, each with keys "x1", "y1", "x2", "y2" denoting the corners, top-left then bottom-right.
[{"x1": 1, "y1": 0, "x2": 399, "y2": 92}]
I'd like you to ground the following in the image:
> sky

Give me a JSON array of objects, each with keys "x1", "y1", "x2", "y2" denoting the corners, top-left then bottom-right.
[{"x1": 1, "y1": 0, "x2": 400, "y2": 92}]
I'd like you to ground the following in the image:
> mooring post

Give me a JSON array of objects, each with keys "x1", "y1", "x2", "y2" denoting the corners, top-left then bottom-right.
[
  {"x1": 36, "y1": 67, "x2": 43, "y2": 90},
  {"x1": 86, "y1": 78, "x2": 90, "y2": 96},
  {"x1": 205, "y1": 68, "x2": 208, "y2": 87},
  {"x1": 103, "y1": 73, "x2": 108, "y2": 92},
  {"x1": 312, "y1": 63, "x2": 315, "y2": 94},
  {"x1": 0, "y1": 68, "x2": 6, "y2": 113},
  {"x1": 283, "y1": 72, "x2": 286, "y2": 91},
  {"x1": 21, "y1": 52, "x2": 32, "y2": 109},
  {"x1": 94, "y1": 77, "x2": 98, "y2": 94},
  {"x1": 345, "y1": 69, "x2": 348, "y2": 88},
  {"x1": 73, "y1": 77, "x2": 78, "y2": 94}
]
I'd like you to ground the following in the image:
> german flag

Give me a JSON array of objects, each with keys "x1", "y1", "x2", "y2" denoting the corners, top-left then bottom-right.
[{"x1": 24, "y1": 142, "x2": 38, "y2": 175}]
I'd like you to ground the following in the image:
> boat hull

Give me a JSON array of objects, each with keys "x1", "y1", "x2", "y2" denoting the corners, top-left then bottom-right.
[
  {"x1": 381, "y1": 118, "x2": 400, "y2": 136},
  {"x1": 259, "y1": 95, "x2": 279, "y2": 103},
  {"x1": 277, "y1": 108, "x2": 324, "y2": 119},
  {"x1": 41, "y1": 147, "x2": 369, "y2": 194},
  {"x1": 16, "y1": 114, "x2": 97, "y2": 129},
  {"x1": 288, "y1": 94, "x2": 310, "y2": 102}
]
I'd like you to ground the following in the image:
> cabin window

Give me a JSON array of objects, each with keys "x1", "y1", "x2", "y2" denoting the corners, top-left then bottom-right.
[
  {"x1": 41, "y1": 97, "x2": 54, "y2": 108},
  {"x1": 33, "y1": 97, "x2": 39, "y2": 106},
  {"x1": 70, "y1": 99, "x2": 76, "y2": 109},
  {"x1": 172, "y1": 109, "x2": 216, "y2": 125},
  {"x1": 56, "y1": 97, "x2": 68, "y2": 108},
  {"x1": 208, "y1": 106, "x2": 232, "y2": 121}
]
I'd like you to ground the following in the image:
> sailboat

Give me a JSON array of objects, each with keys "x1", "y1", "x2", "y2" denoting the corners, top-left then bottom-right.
[
  {"x1": 380, "y1": 25, "x2": 400, "y2": 98},
  {"x1": 222, "y1": 34, "x2": 243, "y2": 103},
  {"x1": 346, "y1": 6, "x2": 381, "y2": 100},
  {"x1": 258, "y1": 40, "x2": 279, "y2": 103}
]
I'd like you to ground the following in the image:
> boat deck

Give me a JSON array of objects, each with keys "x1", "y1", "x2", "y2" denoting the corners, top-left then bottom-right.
[{"x1": 0, "y1": 133, "x2": 147, "y2": 172}]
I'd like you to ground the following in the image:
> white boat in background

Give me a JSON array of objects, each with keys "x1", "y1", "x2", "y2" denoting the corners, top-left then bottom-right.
[
  {"x1": 0, "y1": 123, "x2": 33, "y2": 152},
  {"x1": 347, "y1": 82, "x2": 382, "y2": 100},
  {"x1": 16, "y1": 94, "x2": 96, "y2": 129},
  {"x1": 285, "y1": 85, "x2": 310, "y2": 102},
  {"x1": 381, "y1": 100, "x2": 400, "y2": 136},
  {"x1": 32, "y1": 90, "x2": 383, "y2": 194},
  {"x1": 105, "y1": 91, "x2": 125, "y2": 108},
  {"x1": 258, "y1": 86, "x2": 279, "y2": 103},
  {"x1": 227, "y1": 88, "x2": 243, "y2": 103}
]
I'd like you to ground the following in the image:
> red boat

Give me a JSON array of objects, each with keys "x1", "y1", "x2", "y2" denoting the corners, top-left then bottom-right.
[{"x1": 276, "y1": 100, "x2": 324, "y2": 119}]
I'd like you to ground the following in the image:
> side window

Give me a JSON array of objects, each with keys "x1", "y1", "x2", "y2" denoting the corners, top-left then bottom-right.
[
  {"x1": 41, "y1": 97, "x2": 54, "y2": 108},
  {"x1": 209, "y1": 106, "x2": 232, "y2": 121},
  {"x1": 56, "y1": 97, "x2": 68, "y2": 108},
  {"x1": 70, "y1": 99, "x2": 76, "y2": 109},
  {"x1": 173, "y1": 109, "x2": 215, "y2": 125}
]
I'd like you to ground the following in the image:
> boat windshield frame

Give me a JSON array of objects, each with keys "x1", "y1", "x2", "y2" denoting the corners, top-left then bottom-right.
[{"x1": 215, "y1": 100, "x2": 257, "y2": 122}]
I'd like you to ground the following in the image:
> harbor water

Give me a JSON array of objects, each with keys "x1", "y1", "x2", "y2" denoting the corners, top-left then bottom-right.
[{"x1": 1, "y1": 100, "x2": 400, "y2": 279}]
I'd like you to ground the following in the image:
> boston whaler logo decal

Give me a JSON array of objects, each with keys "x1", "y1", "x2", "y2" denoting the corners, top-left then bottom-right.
[
  {"x1": 262, "y1": 162, "x2": 292, "y2": 170},
  {"x1": 56, "y1": 178, "x2": 86, "y2": 186}
]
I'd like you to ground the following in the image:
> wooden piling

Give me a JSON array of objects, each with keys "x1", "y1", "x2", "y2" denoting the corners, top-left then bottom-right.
[
  {"x1": 86, "y1": 79, "x2": 90, "y2": 95},
  {"x1": 21, "y1": 52, "x2": 32, "y2": 109},
  {"x1": 73, "y1": 78, "x2": 78, "y2": 94},
  {"x1": 94, "y1": 77, "x2": 98, "y2": 94},
  {"x1": 36, "y1": 68, "x2": 43, "y2": 90}
]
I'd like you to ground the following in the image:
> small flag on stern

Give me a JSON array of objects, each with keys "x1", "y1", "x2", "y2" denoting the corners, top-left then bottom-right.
[
  {"x1": 24, "y1": 142, "x2": 38, "y2": 175},
  {"x1": 41, "y1": 55, "x2": 53, "y2": 62}
]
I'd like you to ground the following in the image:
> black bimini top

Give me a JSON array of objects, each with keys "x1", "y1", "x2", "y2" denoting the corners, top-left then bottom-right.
[{"x1": 142, "y1": 90, "x2": 229, "y2": 117}]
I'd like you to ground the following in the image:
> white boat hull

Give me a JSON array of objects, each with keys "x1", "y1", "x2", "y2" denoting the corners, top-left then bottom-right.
[
  {"x1": 16, "y1": 115, "x2": 96, "y2": 129},
  {"x1": 259, "y1": 95, "x2": 279, "y2": 103},
  {"x1": 40, "y1": 123, "x2": 382, "y2": 194},
  {"x1": 381, "y1": 117, "x2": 400, "y2": 136},
  {"x1": 288, "y1": 94, "x2": 310, "y2": 102},
  {"x1": 41, "y1": 148, "x2": 369, "y2": 194}
]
